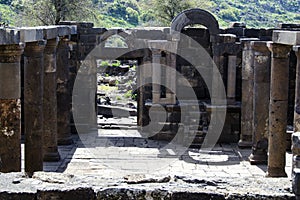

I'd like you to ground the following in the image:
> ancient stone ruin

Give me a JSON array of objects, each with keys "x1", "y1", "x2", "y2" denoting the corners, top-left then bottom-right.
[{"x1": 0, "y1": 8, "x2": 300, "y2": 199}]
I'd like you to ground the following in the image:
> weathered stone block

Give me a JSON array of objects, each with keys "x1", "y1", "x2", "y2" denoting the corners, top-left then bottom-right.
[
  {"x1": 273, "y1": 30, "x2": 300, "y2": 45},
  {"x1": 133, "y1": 29, "x2": 167, "y2": 40},
  {"x1": 0, "y1": 28, "x2": 20, "y2": 45},
  {"x1": 19, "y1": 28, "x2": 44, "y2": 42}
]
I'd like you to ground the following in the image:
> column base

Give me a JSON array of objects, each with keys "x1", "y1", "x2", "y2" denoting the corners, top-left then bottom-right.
[
  {"x1": 266, "y1": 167, "x2": 287, "y2": 177},
  {"x1": 249, "y1": 152, "x2": 268, "y2": 165},
  {"x1": 238, "y1": 140, "x2": 252, "y2": 148},
  {"x1": 43, "y1": 152, "x2": 61, "y2": 162},
  {"x1": 58, "y1": 136, "x2": 73, "y2": 145}
]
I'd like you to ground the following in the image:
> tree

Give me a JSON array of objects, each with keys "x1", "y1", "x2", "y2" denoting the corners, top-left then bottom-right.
[
  {"x1": 153, "y1": 0, "x2": 192, "y2": 25},
  {"x1": 12, "y1": 0, "x2": 96, "y2": 26},
  {"x1": 152, "y1": 0, "x2": 214, "y2": 26},
  {"x1": 106, "y1": 0, "x2": 139, "y2": 26}
]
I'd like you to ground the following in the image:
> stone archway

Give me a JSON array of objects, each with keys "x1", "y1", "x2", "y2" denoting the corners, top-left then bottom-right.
[{"x1": 171, "y1": 8, "x2": 220, "y2": 36}]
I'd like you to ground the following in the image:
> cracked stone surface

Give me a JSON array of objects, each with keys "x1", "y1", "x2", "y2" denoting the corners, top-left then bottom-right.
[{"x1": 13, "y1": 127, "x2": 296, "y2": 199}]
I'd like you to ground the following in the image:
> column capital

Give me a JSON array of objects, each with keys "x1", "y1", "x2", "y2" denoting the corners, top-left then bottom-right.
[
  {"x1": 0, "y1": 43, "x2": 24, "y2": 63},
  {"x1": 240, "y1": 38, "x2": 260, "y2": 51},
  {"x1": 267, "y1": 42, "x2": 291, "y2": 58},
  {"x1": 250, "y1": 41, "x2": 269, "y2": 54},
  {"x1": 45, "y1": 37, "x2": 59, "y2": 54},
  {"x1": 24, "y1": 40, "x2": 47, "y2": 56}
]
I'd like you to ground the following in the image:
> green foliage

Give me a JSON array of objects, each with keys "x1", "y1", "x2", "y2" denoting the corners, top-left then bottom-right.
[
  {"x1": 100, "y1": 61, "x2": 109, "y2": 67},
  {"x1": 212, "y1": 0, "x2": 300, "y2": 28},
  {"x1": 11, "y1": 0, "x2": 96, "y2": 25},
  {"x1": 111, "y1": 60, "x2": 121, "y2": 67},
  {"x1": 2, "y1": 0, "x2": 300, "y2": 28},
  {"x1": 219, "y1": 8, "x2": 240, "y2": 21},
  {"x1": 0, "y1": 4, "x2": 16, "y2": 25},
  {"x1": 124, "y1": 90, "x2": 132, "y2": 98},
  {"x1": 123, "y1": 89, "x2": 136, "y2": 100},
  {"x1": 152, "y1": 0, "x2": 193, "y2": 25}
]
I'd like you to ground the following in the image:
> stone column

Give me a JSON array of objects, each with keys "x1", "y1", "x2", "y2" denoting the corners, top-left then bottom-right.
[
  {"x1": 239, "y1": 40, "x2": 255, "y2": 148},
  {"x1": 24, "y1": 40, "x2": 46, "y2": 176},
  {"x1": 293, "y1": 46, "x2": 300, "y2": 133},
  {"x1": 152, "y1": 49, "x2": 161, "y2": 104},
  {"x1": 56, "y1": 37, "x2": 72, "y2": 145},
  {"x1": 227, "y1": 55, "x2": 237, "y2": 104},
  {"x1": 0, "y1": 44, "x2": 24, "y2": 172},
  {"x1": 165, "y1": 49, "x2": 177, "y2": 104},
  {"x1": 266, "y1": 42, "x2": 291, "y2": 177},
  {"x1": 249, "y1": 41, "x2": 270, "y2": 164},
  {"x1": 212, "y1": 55, "x2": 225, "y2": 104},
  {"x1": 43, "y1": 38, "x2": 60, "y2": 161}
]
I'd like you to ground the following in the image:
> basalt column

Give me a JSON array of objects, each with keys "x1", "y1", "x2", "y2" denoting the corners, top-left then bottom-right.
[
  {"x1": 294, "y1": 46, "x2": 300, "y2": 133},
  {"x1": 56, "y1": 37, "x2": 72, "y2": 145},
  {"x1": 0, "y1": 44, "x2": 24, "y2": 172},
  {"x1": 24, "y1": 41, "x2": 46, "y2": 176},
  {"x1": 249, "y1": 41, "x2": 270, "y2": 164},
  {"x1": 227, "y1": 55, "x2": 237, "y2": 104},
  {"x1": 267, "y1": 42, "x2": 291, "y2": 177},
  {"x1": 151, "y1": 49, "x2": 161, "y2": 104},
  {"x1": 239, "y1": 40, "x2": 256, "y2": 148},
  {"x1": 43, "y1": 38, "x2": 60, "y2": 161}
]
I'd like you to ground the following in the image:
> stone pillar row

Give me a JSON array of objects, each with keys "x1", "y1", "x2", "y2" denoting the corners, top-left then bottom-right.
[
  {"x1": 239, "y1": 36, "x2": 297, "y2": 177},
  {"x1": 0, "y1": 35, "x2": 73, "y2": 173}
]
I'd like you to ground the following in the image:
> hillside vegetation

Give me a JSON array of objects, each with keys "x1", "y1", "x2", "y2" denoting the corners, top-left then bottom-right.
[{"x1": 0, "y1": 0, "x2": 299, "y2": 28}]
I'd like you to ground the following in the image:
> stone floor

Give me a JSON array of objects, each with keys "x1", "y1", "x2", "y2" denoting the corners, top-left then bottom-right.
[{"x1": 18, "y1": 120, "x2": 295, "y2": 198}]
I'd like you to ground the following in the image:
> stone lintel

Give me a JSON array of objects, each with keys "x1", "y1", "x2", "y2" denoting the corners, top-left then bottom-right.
[
  {"x1": 148, "y1": 40, "x2": 178, "y2": 53},
  {"x1": 59, "y1": 21, "x2": 94, "y2": 29},
  {"x1": 272, "y1": 30, "x2": 300, "y2": 45},
  {"x1": 0, "y1": 28, "x2": 21, "y2": 45},
  {"x1": 56, "y1": 25, "x2": 73, "y2": 37},
  {"x1": 19, "y1": 27, "x2": 44, "y2": 43},
  {"x1": 36, "y1": 26, "x2": 58, "y2": 40}
]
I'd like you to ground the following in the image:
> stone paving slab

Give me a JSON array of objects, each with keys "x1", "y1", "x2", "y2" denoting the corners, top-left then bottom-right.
[{"x1": 18, "y1": 128, "x2": 295, "y2": 198}]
